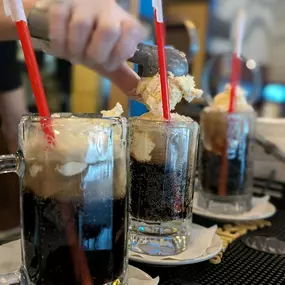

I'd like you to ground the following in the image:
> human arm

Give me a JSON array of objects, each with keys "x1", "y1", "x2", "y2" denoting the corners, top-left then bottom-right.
[
  {"x1": 0, "y1": 88, "x2": 27, "y2": 153},
  {"x1": 0, "y1": 0, "x2": 145, "y2": 98},
  {"x1": 0, "y1": 41, "x2": 27, "y2": 153}
]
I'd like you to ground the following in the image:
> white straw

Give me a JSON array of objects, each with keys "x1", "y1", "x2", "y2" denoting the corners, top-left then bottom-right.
[
  {"x1": 3, "y1": 0, "x2": 27, "y2": 22},
  {"x1": 152, "y1": 0, "x2": 163, "y2": 23},
  {"x1": 234, "y1": 9, "x2": 246, "y2": 57}
]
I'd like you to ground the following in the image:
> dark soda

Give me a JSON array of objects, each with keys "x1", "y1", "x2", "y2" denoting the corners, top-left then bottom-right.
[
  {"x1": 130, "y1": 157, "x2": 192, "y2": 222},
  {"x1": 200, "y1": 143, "x2": 249, "y2": 196},
  {"x1": 22, "y1": 190, "x2": 128, "y2": 285}
]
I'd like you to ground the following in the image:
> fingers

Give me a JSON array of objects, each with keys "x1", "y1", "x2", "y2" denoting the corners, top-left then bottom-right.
[
  {"x1": 85, "y1": 7, "x2": 145, "y2": 72},
  {"x1": 48, "y1": 1, "x2": 71, "y2": 58},
  {"x1": 67, "y1": 8, "x2": 94, "y2": 62},
  {"x1": 85, "y1": 16, "x2": 121, "y2": 67},
  {"x1": 107, "y1": 16, "x2": 146, "y2": 71},
  {"x1": 47, "y1": 0, "x2": 147, "y2": 84}
]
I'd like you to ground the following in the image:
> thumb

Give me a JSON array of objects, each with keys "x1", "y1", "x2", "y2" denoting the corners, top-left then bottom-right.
[{"x1": 94, "y1": 62, "x2": 143, "y2": 102}]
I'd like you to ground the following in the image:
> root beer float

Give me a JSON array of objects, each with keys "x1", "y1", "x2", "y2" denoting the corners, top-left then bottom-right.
[
  {"x1": 130, "y1": 72, "x2": 202, "y2": 223},
  {"x1": 128, "y1": 71, "x2": 202, "y2": 256},
  {"x1": 198, "y1": 84, "x2": 256, "y2": 214},
  {"x1": 22, "y1": 111, "x2": 128, "y2": 285}
]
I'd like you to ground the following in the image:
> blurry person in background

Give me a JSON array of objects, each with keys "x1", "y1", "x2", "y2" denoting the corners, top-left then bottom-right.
[{"x1": 0, "y1": 41, "x2": 27, "y2": 154}]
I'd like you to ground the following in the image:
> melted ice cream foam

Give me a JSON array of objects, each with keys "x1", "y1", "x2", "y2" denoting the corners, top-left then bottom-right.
[
  {"x1": 202, "y1": 84, "x2": 254, "y2": 155},
  {"x1": 137, "y1": 72, "x2": 203, "y2": 115},
  {"x1": 130, "y1": 115, "x2": 196, "y2": 164},
  {"x1": 131, "y1": 112, "x2": 195, "y2": 163},
  {"x1": 139, "y1": 112, "x2": 193, "y2": 123},
  {"x1": 132, "y1": 72, "x2": 201, "y2": 163},
  {"x1": 24, "y1": 118, "x2": 115, "y2": 167},
  {"x1": 101, "y1": 102, "x2": 124, "y2": 117},
  {"x1": 23, "y1": 110, "x2": 127, "y2": 199}
]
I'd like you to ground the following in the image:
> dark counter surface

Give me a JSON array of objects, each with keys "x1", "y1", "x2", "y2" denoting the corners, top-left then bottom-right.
[
  {"x1": 132, "y1": 208, "x2": 285, "y2": 285},
  {"x1": 1, "y1": 191, "x2": 285, "y2": 285}
]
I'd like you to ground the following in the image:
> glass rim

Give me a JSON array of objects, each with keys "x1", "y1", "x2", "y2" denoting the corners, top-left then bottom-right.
[
  {"x1": 20, "y1": 113, "x2": 127, "y2": 126},
  {"x1": 202, "y1": 108, "x2": 257, "y2": 117},
  {"x1": 129, "y1": 116, "x2": 198, "y2": 128}
]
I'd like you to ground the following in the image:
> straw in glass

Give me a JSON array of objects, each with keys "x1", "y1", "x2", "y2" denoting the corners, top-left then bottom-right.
[
  {"x1": 4, "y1": 1, "x2": 92, "y2": 283},
  {"x1": 152, "y1": 0, "x2": 170, "y2": 121},
  {"x1": 218, "y1": 10, "x2": 245, "y2": 197}
]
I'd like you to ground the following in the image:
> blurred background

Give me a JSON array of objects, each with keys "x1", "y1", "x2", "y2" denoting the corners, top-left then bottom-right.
[
  {"x1": 0, "y1": 0, "x2": 285, "y2": 233},
  {"x1": 19, "y1": 0, "x2": 285, "y2": 118}
]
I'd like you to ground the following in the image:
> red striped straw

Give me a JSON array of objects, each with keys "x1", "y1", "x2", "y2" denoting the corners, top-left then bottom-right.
[
  {"x1": 218, "y1": 10, "x2": 245, "y2": 197},
  {"x1": 4, "y1": 1, "x2": 92, "y2": 283},
  {"x1": 152, "y1": 0, "x2": 170, "y2": 121},
  {"x1": 3, "y1": 0, "x2": 54, "y2": 143},
  {"x1": 16, "y1": 21, "x2": 56, "y2": 145}
]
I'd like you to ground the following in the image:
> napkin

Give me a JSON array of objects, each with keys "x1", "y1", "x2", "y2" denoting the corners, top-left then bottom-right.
[
  {"x1": 0, "y1": 240, "x2": 21, "y2": 275},
  {"x1": 128, "y1": 265, "x2": 159, "y2": 285},
  {"x1": 194, "y1": 193, "x2": 275, "y2": 220},
  {"x1": 130, "y1": 224, "x2": 218, "y2": 261},
  {"x1": 128, "y1": 277, "x2": 160, "y2": 285},
  {"x1": 250, "y1": 195, "x2": 273, "y2": 218}
]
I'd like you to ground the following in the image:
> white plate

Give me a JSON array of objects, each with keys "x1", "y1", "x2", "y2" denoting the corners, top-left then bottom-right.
[
  {"x1": 193, "y1": 194, "x2": 276, "y2": 222},
  {"x1": 129, "y1": 224, "x2": 222, "y2": 266}
]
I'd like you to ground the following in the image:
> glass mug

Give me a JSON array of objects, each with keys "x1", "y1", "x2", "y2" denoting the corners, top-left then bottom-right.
[
  {"x1": 198, "y1": 109, "x2": 256, "y2": 214},
  {"x1": 129, "y1": 118, "x2": 199, "y2": 256},
  {"x1": 0, "y1": 114, "x2": 129, "y2": 285}
]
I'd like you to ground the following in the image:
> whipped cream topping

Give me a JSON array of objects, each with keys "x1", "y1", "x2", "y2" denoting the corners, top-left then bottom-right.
[
  {"x1": 132, "y1": 71, "x2": 201, "y2": 163},
  {"x1": 210, "y1": 84, "x2": 253, "y2": 112},
  {"x1": 137, "y1": 72, "x2": 203, "y2": 115},
  {"x1": 202, "y1": 85, "x2": 255, "y2": 155},
  {"x1": 24, "y1": 119, "x2": 114, "y2": 166},
  {"x1": 101, "y1": 102, "x2": 124, "y2": 117}
]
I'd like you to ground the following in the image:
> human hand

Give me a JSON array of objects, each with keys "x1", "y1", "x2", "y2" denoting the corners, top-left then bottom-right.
[
  {"x1": 32, "y1": 0, "x2": 146, "y2": 99},
  {"x1": 34, "y1": 0, "x2": 146, "y2": 72}
]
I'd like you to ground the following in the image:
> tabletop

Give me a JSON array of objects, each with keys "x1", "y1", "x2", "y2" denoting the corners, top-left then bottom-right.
[
  {"x1": 1, "y1": 198, "x2": 285, "y2": 285},
  {"x1": 132, "y1": 200, "x2": 285, "y2": 285}
]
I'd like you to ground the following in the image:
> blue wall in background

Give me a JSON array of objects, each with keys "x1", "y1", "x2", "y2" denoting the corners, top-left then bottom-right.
[
  {"x1": 129, "y1": 0, "x2": 153, "y2": 117},
  {"x1": 140, "y1": 0, "x2": 153, "y2": 18}
]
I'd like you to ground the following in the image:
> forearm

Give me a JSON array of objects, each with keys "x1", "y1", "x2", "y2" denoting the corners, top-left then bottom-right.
[
  {"x1": 0, "y1": 88, "x2": 27, "y2": 120},
  {"x1": 0, "y1": 0, "x2": 36, "y2": 41},
  {"x1": 0, "y1": 88, "x2": 28, "y2": 153}
]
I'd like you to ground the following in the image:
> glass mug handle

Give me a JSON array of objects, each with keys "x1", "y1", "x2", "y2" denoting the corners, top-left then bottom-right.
[
  {"x1": 0, "y1": 153, "x2": 24, "y2": 175},
  {"x1": 0, "y1": 153, "x2": 24, "y2": 285}
]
